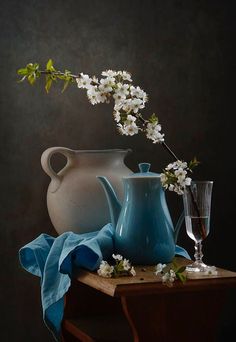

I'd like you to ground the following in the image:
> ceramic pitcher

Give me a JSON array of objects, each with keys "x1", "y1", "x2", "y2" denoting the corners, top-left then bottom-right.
[{"x1": 41, "y1": 147, "x2": 132, "y2": 235}]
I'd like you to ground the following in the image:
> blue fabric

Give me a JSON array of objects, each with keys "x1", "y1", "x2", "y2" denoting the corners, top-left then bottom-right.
[{"x1": 19, "y1": 223, "x2": 190, "y2": 341}]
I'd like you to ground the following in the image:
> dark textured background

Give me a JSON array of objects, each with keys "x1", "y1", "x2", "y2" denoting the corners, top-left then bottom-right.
[{"x1": 0, "y1": 0, "x2": 235, "y2": 340}]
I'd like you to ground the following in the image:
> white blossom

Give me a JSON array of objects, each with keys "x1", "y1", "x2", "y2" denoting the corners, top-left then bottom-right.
[
  {"x1": 202, "y1": 266, "x2": 218, "y2": 275},
  {"x1": 120, "y1": 99, "x2": 133, "y2": 112},
  {"x1": 175, "y1": 168, "x2": 187, "y2": 181},
  {"x1": 162, "y1": 269, "x2": 176, "y2": 286},
  {"x1": 98, "y1": 77, "x2": 115, "y2": 93},
  {"x1": 117, "y1": 70, "x2": 132, "y2": 82},
  {"x1": 112, "y1": 254, "x2": 123, "y2": 261},
  {"x1": 146, "y1": 122, "x2": 165, "y2": 143},
  {"x1": 101, "y1": 70, "x2": 118, "y2": 78},
  {"x1": 118, "y1": 122, "x2": 139, "y2": 136},
  {"x1": 126, "y1": 114, "x2": 136, "y2": 123},
  {"x1": 113, "y1": 83, "x2": 130, "y2": 105},
  {"x1": 124, "y1": 123, "x2": 139, "y2": 136},
  {"x1": 130, "y1": 98, "x2": 145, "y2": 113},
  {"x1": 120, "y1": 98, "x2": 144, "y2": 114},
  {"x1": 130, "y1": 85, "x2": 148, "y2": 102},
  {"x1": 114, "y1": 100, "x2": 124, "y2": 111},
  {"x1": 113, "y1": 110, "x2": 121, "y2": 122},
  {"x1": 113, "y1": 92, "x2": 127, "y2": 103},
  {"x1": 115, "y1": 83, "x2": 130, "y2": 97},
  {"x1": 92, "y1": 75, "x2": 99, "y2": 83},
  {"x1": 160, "y1": 160, "x2": 192, "y2": 195},
  {"x1": 117, "y1": 114, "x2": 138, "y2": 135},
  {"x1": 166, "y1": 163, "x2": 174, "y2": 171},
  {"x1": 176, "y1": 160, "x2": 188, "y2": 169},
  {"x1": 160, "y1": 173, "x2": 168, "y2": 186},
  {"x1": 155, "y1": 263, "x2": 167, "y2": 275},
  {"x1": 122, "y1": 258, "x2": 131, "y2": 271},
  {"x1": 97, "y1": 260, "x2": 114, "y2": 278},
  {"x1": 76, "y1": 73, "x2": 92, "y2": 89},
  {"x1": 117, "y1": 123, "x2": 126, "y2": 135},
  {"x1": 130, "y1": 266, "x2": 136, "y2": 276},
  {"x1": 87, "y1": 86, "x2": 107, "y2": 105}
]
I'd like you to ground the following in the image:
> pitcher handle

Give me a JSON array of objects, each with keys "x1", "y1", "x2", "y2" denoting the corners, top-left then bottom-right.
[
  {"x1": 41, "y1": 147, "x2": 75, "y2": 193},
  {"x1": 174, "y1": 210, "x2": 185, "y2": 244}
]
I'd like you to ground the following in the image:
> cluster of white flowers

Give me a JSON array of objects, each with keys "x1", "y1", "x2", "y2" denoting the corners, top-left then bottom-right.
[
  {"x1": 146, "y1": 121, "x2": 165, "y2": 143},
  {"x1": 160, "y1": 160, "x2": 192, "y2": 195},
  {"x1": 154, "y1": 263, "x2": 167, "y2": 275},
  {"x1": 162, "y1": 269, "x2": 177, "y2": 285},
  {"x1": 97, "y1": 253, "x2": 136, "y2": 278},
  {"x1": 97, "y1": 260, "x2": 114, "y2": 278},
  {"x1": 76, "y1": 70, "x2": 164, "y2": 143},
  {"x1": 155, "y1": 263, "x2": 177, "y2": 286},
  {"x1": 155, "y1": 262, "x2": 187, "y2": 287}
]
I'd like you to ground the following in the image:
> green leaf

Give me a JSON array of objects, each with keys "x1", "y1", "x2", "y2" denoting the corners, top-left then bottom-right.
[
  {"x1": 176, "y1": 266, "x2": 186, "y2": 274},
  {"x1": 17, "y1": 63, "x2": 41, "y2": 84},
  {"x1": 28, "y1": 73, "x2": 36, "y2": 85},
  {"x1": 149, "y1": 113, "x2": 158, "y2": 124},
  {"x1": 171, "y1": 259, "x2": 178, "y2": 268},
  {"x1": 45, "y1": 75, "x2": 52, "y2": 93},
  {"x1": 61, "y1": 79, "x2": 70, "y2": 93},
  {"x1": 188, "y1": 157, "x2": 200, "y2": 170},
  {"x1": 176, "y1": 272, "x2": 187, "y2": 283},
  {"x1": 33, "y1": 63, "x2": 39, "y2": 71},
  {"x1": 17, "y1": 68, "x2": 28, "y2": 75},
  {"x1": 57, "y1": 74, "x2": 67, "y2": 80},
  {"x1": 26, "y1": 63, "x2": 34, "y2": 71},
  {"x1": 26, "y1": 63, "x2": 38, "y2": 72},
  {"x1": 46, "y1": 59, "x2": 52, "y2": 69},
  {"x1": 46, "y1": 59, "x2": 55, "y2": 72}
]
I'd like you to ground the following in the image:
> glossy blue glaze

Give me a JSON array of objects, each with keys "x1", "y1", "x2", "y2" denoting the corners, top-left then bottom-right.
[{"x1": 97, "y1": 163, "x2": 182, "y2": 265}]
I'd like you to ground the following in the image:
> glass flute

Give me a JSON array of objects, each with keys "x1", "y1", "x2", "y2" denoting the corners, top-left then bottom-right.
[{"x1": 183, "y1": 181, "x2": 213, "y2": 272}]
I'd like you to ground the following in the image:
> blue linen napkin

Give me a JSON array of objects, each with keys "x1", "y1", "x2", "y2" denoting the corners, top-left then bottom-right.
[{"x1": 19, "y1": 223, "x2": 190, "y2": 341}]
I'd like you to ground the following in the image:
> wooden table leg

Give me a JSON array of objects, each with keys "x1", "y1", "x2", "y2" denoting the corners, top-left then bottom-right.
[{"x1": 61, "y1": 280, "x2": 133, "y2": 341}]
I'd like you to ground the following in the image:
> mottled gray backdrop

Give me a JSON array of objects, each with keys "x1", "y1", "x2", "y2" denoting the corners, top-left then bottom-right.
[{"x1": 0, "y1": 0, "x2": 235, "y2": 340}]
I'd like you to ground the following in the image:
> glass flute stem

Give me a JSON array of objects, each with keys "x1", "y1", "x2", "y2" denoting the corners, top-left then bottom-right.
[{"x1": 194, "y1": 241, "x2": 203, "y2": 264}]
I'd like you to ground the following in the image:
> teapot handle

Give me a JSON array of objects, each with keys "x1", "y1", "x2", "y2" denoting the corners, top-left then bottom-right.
[
  {"x1": 41, "y1": 147, "x2": 75, "y2": 193},
  {"x1": 174, "y1": 210, "x2": 185, "y2": 244}
]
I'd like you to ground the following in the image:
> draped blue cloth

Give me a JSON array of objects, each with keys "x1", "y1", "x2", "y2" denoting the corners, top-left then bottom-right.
[{"x1": 19, "y1": 223, "x2": 190, "y2": 341}]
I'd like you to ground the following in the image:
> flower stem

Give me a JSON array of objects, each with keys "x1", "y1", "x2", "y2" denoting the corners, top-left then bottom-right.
[
  {"x1": 161, "y1": 142, "x2": 179, "y2": 161},
  {"x1": 187, "y1": 187, "x2": 207, "y2": 240},
  {"x1": 39, "y1": 70, "x2": 79, "y2": 79}
]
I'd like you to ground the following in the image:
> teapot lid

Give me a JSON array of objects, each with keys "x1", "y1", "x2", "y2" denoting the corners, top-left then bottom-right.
[{"x1": 128, "y1": 163, "x2": 160, "y2": 178}]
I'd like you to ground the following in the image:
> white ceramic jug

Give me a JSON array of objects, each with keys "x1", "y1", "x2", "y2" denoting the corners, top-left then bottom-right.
[{"x1": 41, "y1": 147, "x2": 132, "y2": 234}]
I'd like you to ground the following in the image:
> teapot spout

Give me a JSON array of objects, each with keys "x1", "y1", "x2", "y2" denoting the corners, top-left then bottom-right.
[{"x1": 97, "y1": 176, "x2": 122, "y2": 228}]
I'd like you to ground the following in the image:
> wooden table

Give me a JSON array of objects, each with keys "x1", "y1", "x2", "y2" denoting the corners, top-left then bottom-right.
[{"x1": 62, "y1": 258, "x2": 236, "y2": 342}]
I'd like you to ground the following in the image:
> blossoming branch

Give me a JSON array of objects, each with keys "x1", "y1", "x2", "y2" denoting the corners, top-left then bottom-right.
[
  {"x1": 17, "y1": 60, "x2": 199, "y2": 194},
  {"x1": 97, "y1": 254, "x2": 136, "y2": 278}
]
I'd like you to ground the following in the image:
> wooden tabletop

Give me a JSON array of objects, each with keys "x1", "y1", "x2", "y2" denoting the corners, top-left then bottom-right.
[{"x1": 75, "y1": 257, "x2": 236, "y2": 297}]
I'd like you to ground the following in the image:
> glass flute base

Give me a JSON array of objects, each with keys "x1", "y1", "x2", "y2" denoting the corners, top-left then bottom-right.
[{"x1": 186, "y1": 261, "x2": 209, "y2": 273}]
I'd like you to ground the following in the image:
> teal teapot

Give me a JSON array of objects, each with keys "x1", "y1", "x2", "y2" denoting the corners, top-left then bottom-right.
[{"x1": 97, "y1": 163, "x2": 184, "y2": 265}]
